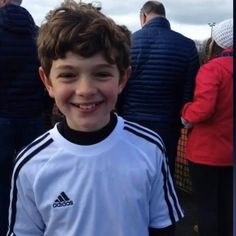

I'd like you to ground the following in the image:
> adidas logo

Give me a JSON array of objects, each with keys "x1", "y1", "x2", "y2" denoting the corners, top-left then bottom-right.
[{"x1": 53, "y1": 192, "x2": 74, "y2": 208}]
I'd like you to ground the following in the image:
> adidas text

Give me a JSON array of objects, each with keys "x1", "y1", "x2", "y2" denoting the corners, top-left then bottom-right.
[{"x1": 53, "y1": 200, "x2": 73, "y2": 208}]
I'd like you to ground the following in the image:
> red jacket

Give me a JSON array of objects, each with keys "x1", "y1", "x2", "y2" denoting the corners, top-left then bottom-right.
[{"x1": 181, "y1": 49, "x2": 233, "y2": 166}]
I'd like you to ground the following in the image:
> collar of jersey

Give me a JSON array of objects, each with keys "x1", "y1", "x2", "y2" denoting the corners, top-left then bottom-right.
[
  {"x1": 57, "y1": 112, "x2": 117, "y2": 145},
  {"x1": 50, "y1": 113, "x2": 123, "y2": 156}
]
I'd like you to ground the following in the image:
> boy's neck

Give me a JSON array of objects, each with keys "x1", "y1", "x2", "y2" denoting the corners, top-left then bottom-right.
[{"x1": 57, "y1": 112, "x2": 117, "y2": 145}]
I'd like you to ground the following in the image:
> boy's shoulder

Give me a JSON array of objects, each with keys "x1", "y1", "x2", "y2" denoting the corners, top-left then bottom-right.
[
  {"x1": 14, "y1": 128, "x2": 56, "y2": 178},
  {"x1": 119, "y1": 116, "x2": 166, "y2": 153}
]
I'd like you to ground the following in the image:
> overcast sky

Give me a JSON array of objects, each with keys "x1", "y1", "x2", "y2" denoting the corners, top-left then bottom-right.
[{"x1": 21, "y1": 0, "x2": 233, "y2": 40}]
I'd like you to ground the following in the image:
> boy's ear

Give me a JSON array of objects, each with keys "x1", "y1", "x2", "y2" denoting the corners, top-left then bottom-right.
[
  {"x1": 39, "y1": 67, "x2": 54, "y2": 98},
  {"x1": 0, "y1": 0, "x2": 8, "y2": 7},
  {"x1": 119, "y1": 66, "x2": 131, "y2": 94}
]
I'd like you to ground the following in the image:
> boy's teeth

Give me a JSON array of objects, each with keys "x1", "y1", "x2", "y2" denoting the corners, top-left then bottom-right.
[{"x1": 79, "y1": 104, "x2": 96, "y2": 109}]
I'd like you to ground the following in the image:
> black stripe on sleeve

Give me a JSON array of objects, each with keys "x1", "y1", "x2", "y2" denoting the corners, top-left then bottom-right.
[
  {"x1": 124, "y1": 121, "x2": 183, "y2": 222},
  {"x1": 166, "y1": 168, "x2": 183, "y2": 220},
  {"x1": 161, "y1": 158, "x2": 183, "y2": 223},
  {"x1": 7, "y1": 138, "x2": 53, "y2": 236},
  {"x1": 124, "y1": 126, "x2": 165, "y2": 153},
  {"x1": 161, "y1": 160, "x2": 176, "y2": 224},
  {"x1": 124, "y1": 121, "x2": 165, "y2": 147}
]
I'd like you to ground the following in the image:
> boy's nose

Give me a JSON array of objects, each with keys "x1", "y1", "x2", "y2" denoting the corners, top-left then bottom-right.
[{"x1": 75, "y1": 77, "x2": 96, "y2": 97}]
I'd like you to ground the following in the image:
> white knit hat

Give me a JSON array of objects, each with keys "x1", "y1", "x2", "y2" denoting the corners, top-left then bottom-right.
[{"x1": 212, "y1": 18, "x2": 233, "y2": 49}]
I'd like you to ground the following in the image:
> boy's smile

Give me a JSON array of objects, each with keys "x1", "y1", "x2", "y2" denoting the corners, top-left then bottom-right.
[
  {"x1": 40, "y1": 52, "x2": 129, "y2": 132},
  {"x1": 72, "y1": 102, "x2": 99, "y2": 110}
]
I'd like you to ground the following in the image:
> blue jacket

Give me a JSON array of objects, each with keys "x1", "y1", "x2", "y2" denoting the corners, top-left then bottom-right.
[
  {"x1": 118, "y1": 17, "x2": 199, "y2": 127},
  {"x1": 0, "y1": 4, "x2": 46, "y2": 118}
]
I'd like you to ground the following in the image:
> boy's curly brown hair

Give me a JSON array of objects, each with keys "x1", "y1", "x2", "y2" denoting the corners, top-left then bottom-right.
[{"x1": 37, "y1": 0, "x2": 131, "y2": 79}]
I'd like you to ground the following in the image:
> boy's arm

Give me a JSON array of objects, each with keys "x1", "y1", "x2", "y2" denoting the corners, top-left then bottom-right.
[
  {"x1": 149, "y1": 225, "x2": 176, "y2": 236},
  {"x1": 7, "y1": 165, "x2": 44, "y2": 235},
  {"x1": 149, "y1": 148, "x2": 184, "y2": 232}
]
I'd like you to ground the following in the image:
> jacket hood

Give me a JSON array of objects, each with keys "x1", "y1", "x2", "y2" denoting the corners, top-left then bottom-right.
[{"x1": 0, "y1": 4, "x2": 37, "y2": 35}]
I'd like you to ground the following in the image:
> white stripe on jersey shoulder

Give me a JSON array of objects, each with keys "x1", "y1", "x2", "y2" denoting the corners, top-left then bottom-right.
[{"x1": 123, "y1": 120, "x2": 166, "y2": 152}]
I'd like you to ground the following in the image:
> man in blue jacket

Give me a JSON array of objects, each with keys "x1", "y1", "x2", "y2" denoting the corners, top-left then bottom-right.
[
  {"x1": 0, "y1": 0, "x2": 52, "y2": 234},
  {"x1": 118, "y1": 1, "x2": 199, "y2": 178}
]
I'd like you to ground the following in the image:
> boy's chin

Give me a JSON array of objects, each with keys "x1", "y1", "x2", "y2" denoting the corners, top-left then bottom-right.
[
  {"x1": 66, "y1": 113, "x2": 111, "y2": 132},
  {"x1": 69, "y1": 121, "x2": 107, "y2": 132}
]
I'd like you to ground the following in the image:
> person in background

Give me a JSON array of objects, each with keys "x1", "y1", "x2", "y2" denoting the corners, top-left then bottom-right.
[
  {"x1": 0, "y1": 0, "x2": 50, "y2": 234},
  {"x1": 7, "y1": 1, "x2": 183, "y2": 235},
  {"x1": 181, "y1": 18, "x2": 233, "y2": 236},
  {"x1": 117, "y1": 0, "x2": 199, "y2": 177}
]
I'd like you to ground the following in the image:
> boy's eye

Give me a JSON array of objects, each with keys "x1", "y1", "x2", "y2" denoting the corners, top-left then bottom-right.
[
  {"x1": 58, "y1": 72, "x2": 76, "y2": 78},
  {"x1": 95, "y1": 72, "x2": 112, "y2": 78}
]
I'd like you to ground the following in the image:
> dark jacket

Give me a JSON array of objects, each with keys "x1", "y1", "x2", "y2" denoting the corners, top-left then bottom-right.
[
  {"x1": 0, "y1": 4, "x2": 46, "y2": 118},
  {"x1": 118, "y1": 17, "x2": 199, "y2": 128}
]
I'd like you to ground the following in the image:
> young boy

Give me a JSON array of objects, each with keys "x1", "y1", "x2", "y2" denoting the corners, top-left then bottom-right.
[{"x1": 7, "y1": 1, "x2": 183, "y2": 236}]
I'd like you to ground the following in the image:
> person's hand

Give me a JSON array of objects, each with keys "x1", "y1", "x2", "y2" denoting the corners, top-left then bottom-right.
[{"x1": 181, "y1": 117, "x2": 193, "y2": 129}]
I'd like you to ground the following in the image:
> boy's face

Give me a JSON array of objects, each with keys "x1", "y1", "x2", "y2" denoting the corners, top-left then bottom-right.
[{"x1": 40, "y1": 52, "x2": 130, "y2": 132}]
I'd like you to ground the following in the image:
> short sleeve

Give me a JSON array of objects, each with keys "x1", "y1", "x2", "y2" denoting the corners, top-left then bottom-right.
[
  {"x1": 149, "y1": 149, "x2": 184, "y2": 228},
  {"x1": 7, "y1": 165, "x2": 44, "y2": 236}
]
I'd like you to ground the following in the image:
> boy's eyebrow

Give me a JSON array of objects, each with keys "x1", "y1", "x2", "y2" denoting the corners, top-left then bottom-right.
[
  {"x1": 93, "y1": 63, "x2": 116, "y2": 69},
  {"x1": 55, "y1": 63, "x2": 116, "y2": 70},
  {"x1": 54, "y1": 65, "x2": 75, "y2": 70}
]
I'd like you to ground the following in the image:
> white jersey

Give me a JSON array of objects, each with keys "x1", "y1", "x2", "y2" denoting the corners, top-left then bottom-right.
[{"x1": 7, "y1": 116, "x2": 183, "y2": 236}]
